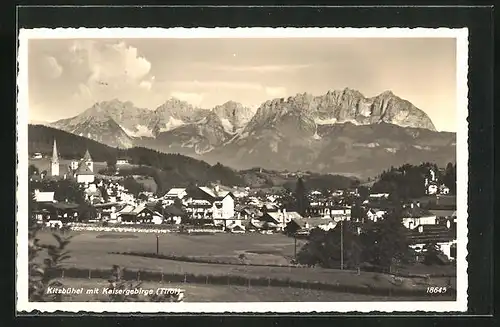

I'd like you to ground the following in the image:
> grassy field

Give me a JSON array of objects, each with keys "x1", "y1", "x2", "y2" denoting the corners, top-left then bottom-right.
[
  {"x1": 35, "y1": 230, "x2": 456, "y2": 299},
  {"x1": 50, "y1": 278, "x2": 454, "y2": 302},
  {"x1": 38, "y1": 230, "x2": 306, "y2": 266}
]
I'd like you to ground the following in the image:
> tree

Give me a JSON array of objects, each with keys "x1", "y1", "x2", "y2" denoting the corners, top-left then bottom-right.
[
  {"x1": 361, "y1": 208, "x2": 410, "y2": 272},
  {"x1": 138, "y1": 155, "x2": 151, "y2": 167},
  {"x1": 296, "y1": 222, "x2": 362, "y2": 270},
  {"x1": 357, "y1": 186, "x2": 369, "y2": 201},
  {"x1": 106, "y1": 156, "x2": 117, "y2": 171},
  {"x1": 29, "y1": 226, "x2": 73, "y2": 302},
  {"x1": 120, "y1": 177, "x2": 145, "y2": 197},
  {"x1": 423, "y1": 242, "x2": 447, "y2": 265},
  {"x1": 294, "y1": 177, "x2": 309, "y2": 216},
  {"x1": 350, "y1": 202, "x2": 367, "y2": 222},
  {"x1": 52, "y1": 180, "x2": 85, "y2": 204},
  {"x1": 173, "y1": 197, "x2": 183, "y2": 208},
  {"x1": 443, "y1": 162, "x2": 456, "y2": 194},
  {"x1": 29, "y1": 164, "x2": 39, "y2": 177},
  {"x1": 99, "y1": 186, "x2": 109, "y2": 202},
  {"x1": 78, "y1": 202, "x2": 97, "y2": 222},
  {"x1": 138, "y1": 193, "x2": 148, "y2": 202}
]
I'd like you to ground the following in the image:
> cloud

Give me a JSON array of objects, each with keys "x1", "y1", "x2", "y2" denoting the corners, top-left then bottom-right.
[
  {"x1": 265, "y1": 86, "x2": 287, "y2": 97},
  {"x1": 39, "y1": 56, "x2": 63, "y2": 79},
  {"x1": 66, "y1": 40, "x2": 154, "y2": 105},
  {"x1": 171, "y1": 80, "x2": 263, "y2": 91},
  {"x1": 139, "y1": 80, "x2": 153, "y2": 90},
  {"x1": 170, "y1": 91, "x2": 205, "y2": 106},
  {"x1": 197, "y1": 63, "x2": 311, "y2": 73}
]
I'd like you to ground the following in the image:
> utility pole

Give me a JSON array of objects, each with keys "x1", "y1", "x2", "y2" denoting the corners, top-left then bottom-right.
[
  {"x1": 294, "y1": 232, "x2": 297, "y2": 261},
  {"x1": 156, "y1": 235, "x2": 159, "y2": 255},
  {"x1": 340, "y1": 216, "x2": 344, "y2": 270}
]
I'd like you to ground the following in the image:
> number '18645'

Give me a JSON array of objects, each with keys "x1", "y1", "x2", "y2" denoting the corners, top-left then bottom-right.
[{"x1": 427, "y1": 287, "x2": 447, "y2": 294}]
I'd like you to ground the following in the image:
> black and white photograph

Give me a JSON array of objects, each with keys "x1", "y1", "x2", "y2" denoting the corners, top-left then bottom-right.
[{"x1": 16, "y1": 27, "x2": 468, "y2": 313}]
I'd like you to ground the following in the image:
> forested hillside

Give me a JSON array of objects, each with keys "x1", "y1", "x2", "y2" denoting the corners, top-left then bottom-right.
[{"x1": 28, "y1": 124, "x2": 245, "y2": 191}]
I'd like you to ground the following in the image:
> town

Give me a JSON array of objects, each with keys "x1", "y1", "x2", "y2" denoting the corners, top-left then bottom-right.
[{"x1": 29, "y1": 139, "x2": 458, "y2": 272}]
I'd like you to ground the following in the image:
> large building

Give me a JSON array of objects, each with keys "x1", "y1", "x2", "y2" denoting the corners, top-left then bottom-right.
[
  {"x1": 69, "y1": 149, "x2": 95, "y2": 184},
  {"x1": 183, "y1": 185, "x2": 235, "y2": 225}
]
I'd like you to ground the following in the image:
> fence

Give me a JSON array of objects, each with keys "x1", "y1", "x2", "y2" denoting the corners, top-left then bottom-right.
[{"x1": 48, "y1": 266, "x2": 457, "y2": 298}]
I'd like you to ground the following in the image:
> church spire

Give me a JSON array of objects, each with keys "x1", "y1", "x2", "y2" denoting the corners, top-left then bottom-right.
[
  {"x1": 52, "y1": 139, "x2": 59, "y2": 163},
  {"x1": 51, "y1": 139, "x2": 59, "y2": 176},
  {"x1": 83, "y1": 149, "x2": 92, "y2": 162}
]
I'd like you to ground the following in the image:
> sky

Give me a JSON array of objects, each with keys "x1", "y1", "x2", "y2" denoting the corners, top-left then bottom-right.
[{"x1": 28, "y1": 37, "x2": 457, "y2": 132}]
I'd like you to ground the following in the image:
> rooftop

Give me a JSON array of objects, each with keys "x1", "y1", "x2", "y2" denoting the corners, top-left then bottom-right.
[{"x1": 407, "y1": 224, "x2": 456, "y2": 244}]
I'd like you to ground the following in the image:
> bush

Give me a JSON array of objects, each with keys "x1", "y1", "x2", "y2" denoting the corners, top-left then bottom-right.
[{"x1": 28, "y1": 226, "x2": 73, "y2": 302}]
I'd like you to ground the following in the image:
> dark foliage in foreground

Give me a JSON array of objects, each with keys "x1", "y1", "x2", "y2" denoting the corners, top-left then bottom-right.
[{"x1": 297, "y1": 209, "x2": 419, "y2": 273}]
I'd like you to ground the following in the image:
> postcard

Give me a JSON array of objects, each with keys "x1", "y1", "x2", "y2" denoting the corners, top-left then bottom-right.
[{"x1": 17, "y1": 27, "x2": 468, "y2": 313}]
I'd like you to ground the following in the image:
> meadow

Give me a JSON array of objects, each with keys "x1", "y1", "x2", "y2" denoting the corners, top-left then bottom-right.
[
  {"x1": 58, "y1": 278, "x2": 453, "y2": 302},
  {"x1": 37, "y1": 230, "x2": 306, "y2": 267},
  {"x1": 35, "y1": 230, "x2": 457, "y2": 299}
]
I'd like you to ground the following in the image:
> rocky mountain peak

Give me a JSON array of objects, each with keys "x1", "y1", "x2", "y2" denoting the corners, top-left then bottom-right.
[
  {"x1": 213, "y1": 101, "x2": 255, "y2": 134},
  {"x1": 245, "y1": 88, "x2": 436, "y2": 133}
]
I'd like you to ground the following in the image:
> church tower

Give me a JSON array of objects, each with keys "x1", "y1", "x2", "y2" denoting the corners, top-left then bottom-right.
[
  {"x1": 83, "y1": 149, "x2": 94, "y2": 172},
  {"x1": 51, "y1": 139, "x2": 59, "y2": 176}
]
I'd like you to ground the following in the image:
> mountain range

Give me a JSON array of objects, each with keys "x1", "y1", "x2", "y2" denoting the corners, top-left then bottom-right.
[{"x1": 47, "y1": 88, "x2": 456, "y2": 178}]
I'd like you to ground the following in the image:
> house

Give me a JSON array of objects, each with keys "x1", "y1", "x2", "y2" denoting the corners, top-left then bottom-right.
[
  {"x1": 35, "y1": 202, "x2": 80, "y2": 224},
  {"x1": 439, "y1": 184, "x2": 450, "y2": 195},
  {"x1": 428, "y1": 207, "x2": 456, "y2": 220},
  {"x1": 34, "y1": 190, "x2": 55, "y2": 203},
  {"x1": 74, "y1": 162, "x2": 95, "y2": 184},
  {"x1": 84, "y1": 184, "x2": 102, "y2": 204},
  {"x1": 407, "y1": 223, "x2": 457, "y2": 261},
  {"x1": 227, "y1": 224, "x2": 245, "y2": 233},
  {"x1": 235, "y1": 206, "x2": 261, "y2": 220},
  {"x1": 401, "y1": 203, "x2": 437, "y2": 229},
  {"x1": 366, "y1": 208, "x2": 386, "y2": 222},
  {"x1": 94, "y1": 202, "x2": 121, "y2": 222},
  {"x1": 427, "y1": 183, "x2": 439, "y2": 195},
  {"x1": 260, "y1": 209, "x2": 303, "y2": 230},
  {"x1": 285, "y1": 217, "x2": 336, "y2": 235},
  {"x1": 117, "y1": 204, "x2": 163, "y2": 224},
  {"x1": 185, "y1": 185, "x2": 235, "y2": 226},
  {"x1": 369, "y1": 193, "x2": 389, "y2": 200},
  {"x1": 68, "y1": 149, "x2": 95, "y2": 183},
  {"x1": 246, "y1": 218, "x2": 266, "y2": 231},
  {"x1": 116, "y1": 158, "x2": 130, "y2": 165},
  {"x1": 165, "y1": 188, "x2": 188, "y2": 200},
  {"x1": 327, "y1": 206, "x2": 351, "y2": 221},
  {"x1": 260, "y1": 202, "x2": 280, "y2": 213}
]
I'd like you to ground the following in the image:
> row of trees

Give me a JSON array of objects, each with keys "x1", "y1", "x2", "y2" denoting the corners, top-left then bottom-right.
[
  {"x1": 296, "y1": 209, "x2": 446, "y2": 271},
  {"x1": 371, "y1": 162, "x2": 457, "y2": 199}
]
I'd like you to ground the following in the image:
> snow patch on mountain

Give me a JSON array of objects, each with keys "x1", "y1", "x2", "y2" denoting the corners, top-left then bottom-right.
[
  {"x1": 220, "y1": 118, "x2": 235, "y2": 134},
  {"x1": 120, "y1": 124, "x2": 155, "y2": 138},
  {"x1": 195, "y1": 144, "x2": 214, "y2": 155},
  {"x1": 160, "y1": 117, "x2": 186, "y2": 132},
  {"x1": 353, "y1": 142, "x2": 380, "y2": 148},
  {"x1": 315, "y1": 118, "x2": 338, "y2": 125},
  {"x1": 413, "y1": 145, "x2": 432, "y2": 151}
]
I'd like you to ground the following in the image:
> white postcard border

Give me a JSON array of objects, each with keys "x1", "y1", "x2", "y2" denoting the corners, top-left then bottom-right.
[{"x1": 16, "y1": 27, "x2": 469, "y2": 313}]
